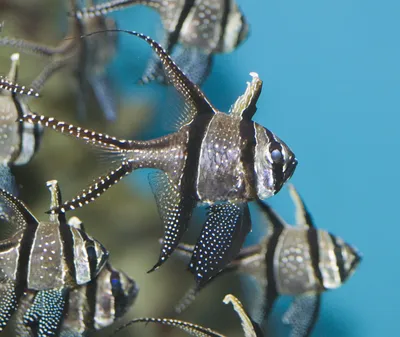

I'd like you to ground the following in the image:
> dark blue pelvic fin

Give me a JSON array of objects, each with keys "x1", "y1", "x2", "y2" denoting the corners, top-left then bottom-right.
[
  {"x1": 23, "y1": 288, "x2": 68, "y2": 337},
  {"x1": 148, "y1": 172, "x2": 195, "y2": 272},
  {"x1": 283, "y1": 294, "x2": 321, "y2": 337},
  {"x1": 88, "y1": 73, "x2": 117, "y2": 121},
  {"x1": 0, "y1": 278, "x2": 18, "y2": 331},
  {"x1": 189, "y1": 203, "x2": 251, "y2": 288}
]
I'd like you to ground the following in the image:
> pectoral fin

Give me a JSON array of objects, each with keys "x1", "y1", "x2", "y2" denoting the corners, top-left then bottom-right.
[
  {"x1": 22, "y1": 288, "x2": 68, "y2": 337},
  {"x1": 189, "y1": 203, "x2": 251, "y2": 288},
  {"x1": 148, "y1": 172, "x2": 195, "y2": 272},
  {"x1": 283, "y1": 293, "x2": 321, "y2": 337}
]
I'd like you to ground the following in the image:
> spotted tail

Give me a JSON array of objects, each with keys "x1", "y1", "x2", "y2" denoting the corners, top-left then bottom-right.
[{"x1": 0, "y1": 76, "x2": 39, "y2": 96}]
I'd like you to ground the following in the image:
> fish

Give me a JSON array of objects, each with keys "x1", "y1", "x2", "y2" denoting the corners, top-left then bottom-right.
[
  {"x1": 0, "y1": 53, "x2": 42, "y2": 166},
  {"x1": 14, "y1": 217, "x2": 138, "y2": 337},
  {"x1": 113, "y1": 293, "x2": 264, "y2": 337},
  {"x1": 0, "y1": 180, "x2": 109, "y2": 334},
  {"x1": 0, "y1": 0, "x2": 118, "y2": 120},
  {"x1": 71, "y1": 0, "x2": 249, "y2": 85},
  {"x1": 175, "y1": 185, "x2": 362, "y2": 337},
  {"x1": 21, "y1": 31, "x2": 297, "y2": 287}
]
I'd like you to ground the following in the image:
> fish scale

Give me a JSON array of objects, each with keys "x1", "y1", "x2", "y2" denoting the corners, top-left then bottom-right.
[{"x1": 22, "y1": 31, "x2": 297, "y2": 286}]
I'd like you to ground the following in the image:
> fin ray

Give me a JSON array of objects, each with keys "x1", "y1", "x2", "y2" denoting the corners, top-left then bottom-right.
[
  {"x1": 288, "y1": 185, "x2": 315, "y2": 228},
  {"x1": 51, "y1": 162, "x2": 133, "y2": 213},
  {"x1": 148, "y1": 171, "x2": 194, "y2": 271},
  {"x1": 283, "y1": 293, "x2": 321, "y2": 337},
  {"x1": 114, "y1": 317, "x2": 224, "y2": 337}
]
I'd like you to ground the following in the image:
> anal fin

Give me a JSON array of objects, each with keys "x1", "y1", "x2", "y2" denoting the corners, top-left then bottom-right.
[
  {"x1": 22, "y1": 288, "x2": 68, "y2": 337},
  {"x1": 189, "y1": 203, "x2": 252, "y2": 288}
]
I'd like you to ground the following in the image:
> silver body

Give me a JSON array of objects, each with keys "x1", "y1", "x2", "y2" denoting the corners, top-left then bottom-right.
[{"x1": 0, "y1": 54, "x2": 41, "y2": 166}]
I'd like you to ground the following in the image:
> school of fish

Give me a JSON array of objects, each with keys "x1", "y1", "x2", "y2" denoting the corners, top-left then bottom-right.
[{"x1": 0, "y1": 1, "x2": 361, "y2": 336}]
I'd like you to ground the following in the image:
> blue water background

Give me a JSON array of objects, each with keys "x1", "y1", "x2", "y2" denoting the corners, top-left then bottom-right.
[{"x1": 106, "y1": 1, "x2": 399, "y2": 336}]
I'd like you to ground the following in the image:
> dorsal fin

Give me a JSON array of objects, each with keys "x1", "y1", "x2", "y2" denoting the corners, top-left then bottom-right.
[
  {"x1": 223, "y1": 294, "x2": 263, "y2": 337},
  {"x1": 230, "y1": 72, "x2": 263, "y2": 120},
  {"x1": 288, "y1": 184, "x2": 315, "y2": 228},
  {"x1": 255, "y1": 198, "x2": 287, "y2": 233},
  {"x1": 84, "y1": 30, "x2": 216, "y2": 121},
  {"x1": 46, "y1": 180, "x2": 67, "y2": 224}
]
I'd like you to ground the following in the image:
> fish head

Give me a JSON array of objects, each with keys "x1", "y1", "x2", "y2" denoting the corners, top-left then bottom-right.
[
  {"x1": 336, "y1": 236, "x2": 362, "y2": 284},
  {"x1": 72, "y1": 227, "x2": 109, "y2": 286},
  {"x1": 253, "y1": 124, "x2": 297, "y2": 200},
  {"x1": 93, "y1": 263, "x2": 139, "y2": 329},
  {"x1": 108, "y1": 265, "x2": 139, "y2": 319}
]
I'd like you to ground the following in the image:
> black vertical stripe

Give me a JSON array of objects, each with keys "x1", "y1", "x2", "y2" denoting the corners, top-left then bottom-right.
[
  {"x1": 218, "y1": 0, "x2": 231, "y2": 47},
  {"x1": 184, "y1": 113, "x2": 214, "y2": 202},
  {"x1": 264, "y1": 128, "x2": 284, "y2": 192},
  {"x1": 167, "y1": 0, "x2": 195, "y2": 51},
  {"x1": 110, "y1": 269, "x2": 125, "y2": 318},
  {"x1": 307, "y1": 228, "x2": 324, "y2": 288},
  {"x1": 33, "y1": 123, "x2": 42, "y2": 154},
  {"x1": 263, "y1": 226, "x2": 283, "y2": 317},
  {"x1": 239, "y1": 120, "x2": 256, "y2": 198},
  {"x1": 59, "y1": 225, "x2": 76, "y2": 284},
  {"x1": 78, "y1": 229, "x2": 97, "y2": 280},
  {"x1": 15, "y1": 222, "x2": 39, "y2": 299},
  {"x1": 329, "y1": 233, "x2": 345, "y2": 283},
  {"x1": 85, "y1": 277, "x2": 98, "y2": 330}
]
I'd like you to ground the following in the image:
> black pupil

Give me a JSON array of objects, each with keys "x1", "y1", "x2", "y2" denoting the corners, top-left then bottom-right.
[{"x1": 271, "y1": 149, "x2": 283, "y2": 163}]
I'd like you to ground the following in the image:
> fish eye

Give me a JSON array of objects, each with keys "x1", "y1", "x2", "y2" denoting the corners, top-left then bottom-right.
[{"x1": 270, "y1": 148, "x2": 283, "y2": 164}]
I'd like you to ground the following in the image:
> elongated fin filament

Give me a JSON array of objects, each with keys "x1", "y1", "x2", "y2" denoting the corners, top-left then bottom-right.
[
  {"x1": 0, "y1": 76, "x2": 39, "y2": 96},
  {"x1": 49, "y1": 162, "x2": 133, "y2": 213},
  {"x1": 21, "y1": 113, "x2": 131, "y2": 150}
]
